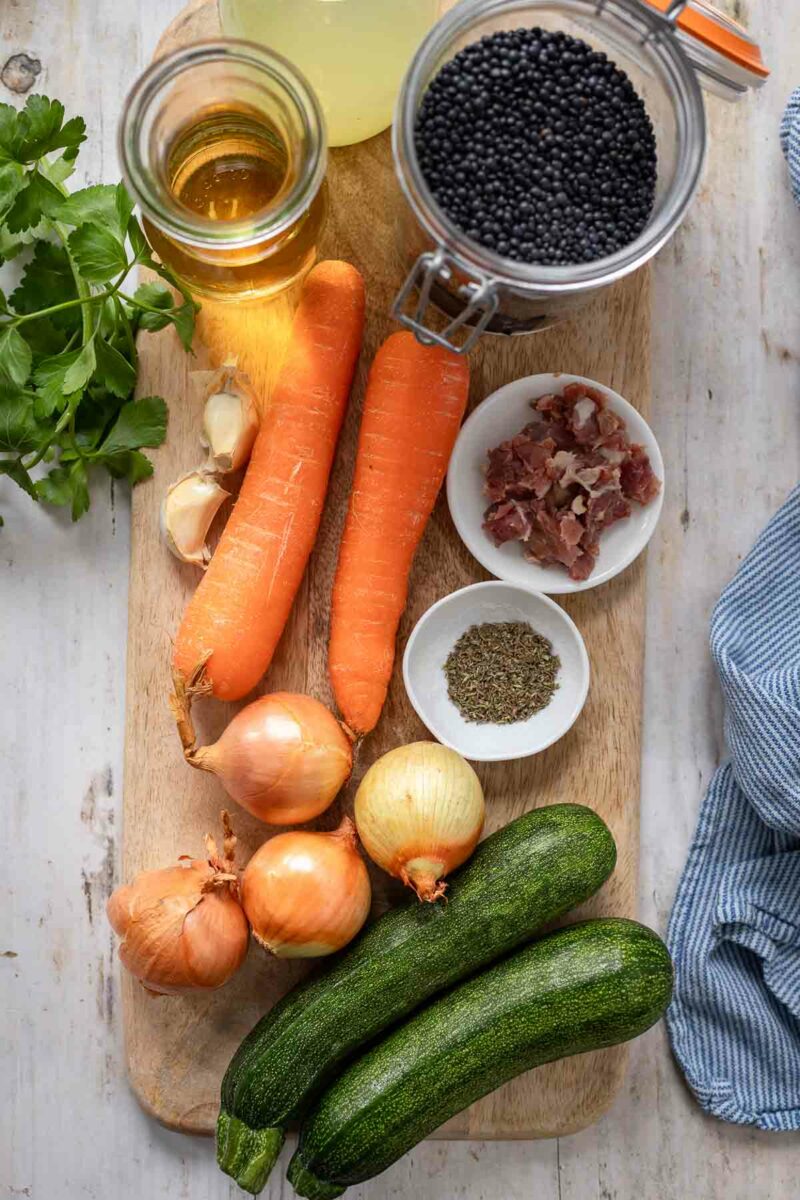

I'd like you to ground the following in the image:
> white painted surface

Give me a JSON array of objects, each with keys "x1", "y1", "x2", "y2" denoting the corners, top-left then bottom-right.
[{"x1": 2, "y1": 1, "x2": 799, "y2": 1197}]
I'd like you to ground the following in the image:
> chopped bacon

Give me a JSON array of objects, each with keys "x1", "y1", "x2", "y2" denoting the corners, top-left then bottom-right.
[
  {"x1": 483, "y1": 500, "x2": 532, "y2": 544},
  {"x1": 570, "y1": 396, "x2": 600, "y2": 445},
  {"x1": 621, "y1": 443, "x2": 661, "y2": 505},
  {"x1": 524, "y1": 410, "x2": 575, "y2": 450},
  {"x1": 482, "y1": 382, "x2": 660, "y2": 581},
  {"x1": 596, "y1": 405, "x2": 625, "y2": 441},
  {"x1": 485, "y1": 434, "x2": 555, "y2": 503},
  {"x1": 586, "y1": 489, "x2": 632, "y2": 533}
]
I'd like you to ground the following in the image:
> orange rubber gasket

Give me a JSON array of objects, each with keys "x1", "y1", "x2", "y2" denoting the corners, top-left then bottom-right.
[{"x1": 644, "y1": 0, "x2": 769, "y2": 77}]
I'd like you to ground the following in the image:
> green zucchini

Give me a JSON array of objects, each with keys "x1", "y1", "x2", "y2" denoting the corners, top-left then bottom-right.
[
  {"x1": 288, "y1": 919, "x2": 673, "y2": 1199},
  {"x1": 217, "y1": 803, "x2": 616, "y2": 1193}
]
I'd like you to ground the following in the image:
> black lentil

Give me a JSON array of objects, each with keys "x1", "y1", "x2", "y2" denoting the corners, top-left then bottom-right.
[{"x1": 414, "y1": 27, "x2": 657, "y2": 266}]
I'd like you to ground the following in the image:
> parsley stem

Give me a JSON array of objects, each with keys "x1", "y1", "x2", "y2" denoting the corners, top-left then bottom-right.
[
  {"x1": 67, "y1": 411, "x2": 83, "y2": 462},
  {"x1": 22, "y1": 402, "x2": 75, "y2": 470},
  {"x1": 49, "y1": 217, "x2": 94, "y2": 345},
  {"x1": 117, "y1": 289, "x2": 170, "y2": 316},
  {"x1": 2, "y1": 287, "x2": 116, "y2": 327},
  {"x1": 43, "y1": 163, "x2": 95, "y2": 346},
  {"x1": 115, "y1": 295, "x2": 137, "y2": 366}
]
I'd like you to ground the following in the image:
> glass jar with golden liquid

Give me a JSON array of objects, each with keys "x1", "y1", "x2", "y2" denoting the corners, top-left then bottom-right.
[{"x1": 118, "y1": 41, "x2": 327, "y2": 300}]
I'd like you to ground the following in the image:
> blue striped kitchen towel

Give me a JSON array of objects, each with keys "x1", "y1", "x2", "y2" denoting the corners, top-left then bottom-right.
[
  {"x1": 780, "y1": 87, "x2": 800, "y2": 205},
  {"x1": 666, "y1": 485, "x2": 800, "y2": 1130}
]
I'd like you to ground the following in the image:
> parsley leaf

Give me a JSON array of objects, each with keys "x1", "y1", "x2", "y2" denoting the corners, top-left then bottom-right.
[
  {"x1": 6, "y1": 171, "x2": 65, "y2": 233},
  {"x1": 0, "y1": 326, "x2": 33, "y2": 386},
  {"x1": 34, "y1": 465, "x2": 74, "y2": 506},
  {"x1": 172, "y1": 300, "x2": 197, "y2": 352},
  {"x1": 0, "y1": 162, "x2": 25, "y2": 216},
  {"x1": 16, "y1": 96, "x2": 86, "y2": 162},
  {"x1": 153, "y1": 266, "x2": 199, "y2": 350},
  {"x1": 67, "y1": 459, "x2": 90, "y2": 521},
  {"x1": 0, "y1": 456, "x2": 37, "y2": 499},
  {"x1": 53, "y1": 183, "x2": 117, "y2": 229},
  {"x1": 10, "y1": 241, "x2": 79, "y2": 329},
  {"x1": 40, "y1": 153, "x2": 76, "y2": 187},
  {"x1": 126, "y1": 214, "x2": 150, "y2": 262},
  {"x1": 0, "y1": 380, "x2": 41, "y2": 451},
  {"x1": 133, "y1": 280, "x2": 175, "y2": 332},
  {"x1": 104, "y1": 449, "x2": 154, "y2": 485},
  {"x1": 0, "y1": 104, "x2": 20, "y2": 163},
  {"x1": 115, "y1": 183, "x2": 134, "y2": 236},
  {"x1": 22, "y1": 316, "x2": 68, "y2": 361},
  {"x1": 98, "y1": 395, "x2": 167, "y2": 457},
  {"x1": 94, "y1": 336, "x2": 136, "y2": 398},
  {"x1": 68, "y1": 221, "x2": 128, "y2": 282},
  {"x1": 55, "y1": 182, "x2": 132, "y2": 243},
  {"x1": 62, "y1": 339, "x2": 96, "y2": 394},
  {"x1": 33, "y1": 351, "x2": 82, "y2": 417}
]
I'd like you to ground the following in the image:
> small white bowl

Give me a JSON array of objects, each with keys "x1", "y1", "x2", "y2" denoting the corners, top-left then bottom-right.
[
  {"x1": 446, "y1": 373, "x2": 664, "y2": 595},
  {"x1": 402, "y1": 581, "x2": 590, "y2": 763}
]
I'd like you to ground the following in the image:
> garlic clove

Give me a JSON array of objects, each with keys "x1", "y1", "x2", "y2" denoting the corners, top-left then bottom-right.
[
  {"x1": 202, "y1": 364, "x2": 259, "y2": 473},
  {"x1": 161, "y1": 470, "x2": 230, "y2": 568}
]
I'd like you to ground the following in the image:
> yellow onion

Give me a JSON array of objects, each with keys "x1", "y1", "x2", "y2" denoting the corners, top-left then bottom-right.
[
  {"x1": 242, "y1": 817, "x2": 371, "y2": 957},
  {"x1": 106, "y1": 812, "x2": 249, "y2": 995},
  {"x1": 171, "y1": 683, "x2": 353, "y2": 826},
  {"x1": 354, "y1": 742, "x2": 485, "y2": 902}
]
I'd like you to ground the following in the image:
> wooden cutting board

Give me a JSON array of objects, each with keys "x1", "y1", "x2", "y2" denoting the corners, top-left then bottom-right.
[{"x1": 122, "y1": 0, "x2": 650, "y2": 1140}]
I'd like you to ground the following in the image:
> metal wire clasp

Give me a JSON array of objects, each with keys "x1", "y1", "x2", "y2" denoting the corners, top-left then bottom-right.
[
  {"x1": 640, "y1": 0, "x2": 689, "y2": 47},
  {"x1": 662, "y1": 0, "x2": 689, "y2": 23},
  {"x1": 391, "y1": 248, "x2": 499, "y2": 355}
]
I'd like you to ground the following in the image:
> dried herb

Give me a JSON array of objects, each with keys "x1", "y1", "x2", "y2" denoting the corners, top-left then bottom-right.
[{"x1": 444, "y1": 621, "x2": 560, "y2": 725}]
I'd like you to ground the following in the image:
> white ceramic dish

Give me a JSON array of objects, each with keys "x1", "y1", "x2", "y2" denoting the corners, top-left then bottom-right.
[
  {"x1": 402, "y1": 581, "x2": 590, "y2": 763},
  {"x1": 446, "y1": 373, "x2": 664, "y2": 595}
]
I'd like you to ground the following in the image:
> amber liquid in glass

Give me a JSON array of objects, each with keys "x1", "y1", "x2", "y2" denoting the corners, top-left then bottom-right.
[{"x1": 144, "y1": 107, "x2": 326, "y2": 299}]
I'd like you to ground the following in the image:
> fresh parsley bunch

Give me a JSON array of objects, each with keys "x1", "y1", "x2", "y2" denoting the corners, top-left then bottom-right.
[{"x1": 0, "y1": 94, "x2": 197, "y2": 523}]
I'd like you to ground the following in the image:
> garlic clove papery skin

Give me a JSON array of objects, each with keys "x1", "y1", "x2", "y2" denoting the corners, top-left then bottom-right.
[
  {"x1": 242, "y1": 819, "x2": 371, "y2": 958},
  {"x1": 354, "y1": 742, "x2": 485, "y2": 902},
  {"x1": 189, "y1": 693, "x2": 353, "y2": 825},
  {"x1": 161, "y1": 470, "x2": 230, "y2": 568},
  {"x1": 202, "y1": 367, "x2": 259, "y2": 473}
]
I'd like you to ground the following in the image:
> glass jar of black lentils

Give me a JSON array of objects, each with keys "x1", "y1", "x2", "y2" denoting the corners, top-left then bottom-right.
[{"x1": 391, "y1": 0, "x2": 767, "y2": 350}]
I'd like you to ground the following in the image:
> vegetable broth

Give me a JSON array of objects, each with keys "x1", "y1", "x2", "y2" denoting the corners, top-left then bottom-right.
[{"x1": 220, "y1": 0, "x2": 438, "y2": 147}]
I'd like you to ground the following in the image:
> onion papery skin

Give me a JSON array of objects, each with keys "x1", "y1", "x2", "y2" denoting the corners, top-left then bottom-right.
[
  {"x1": 242, "y1": 818, "x2": 371, "y2": 958},
  {"x1": 107, "y1": 859, "x2": 250, "y2": 995},
  {"x1": 190, "y1": 693, "x2": 353, "y2": 825},
  {"x1": 354, "y1": 742, "x2": 485, "y2": 901}
]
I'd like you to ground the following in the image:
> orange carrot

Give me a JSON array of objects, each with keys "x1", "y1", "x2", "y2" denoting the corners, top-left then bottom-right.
[
  {"x1": 329, "y1": 331, "x2": 470, "y2": 736},
  {"x1": 173, "y1": 261, "x2": 366, "y2": 703}
]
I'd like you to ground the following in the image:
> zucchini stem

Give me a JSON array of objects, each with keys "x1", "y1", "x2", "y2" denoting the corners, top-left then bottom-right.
[
  {"x1": 216, "y1": 1111, "x2": 285, "y2": 1196},
  {"x1": 286, "y1": 1159, "x2": 346, "y2": 1200}
]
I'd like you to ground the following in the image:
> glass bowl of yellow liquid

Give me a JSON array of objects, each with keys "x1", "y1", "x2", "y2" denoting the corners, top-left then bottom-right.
[{"x1": 220, "y1": 0, "x2": 439, "y2": 147}]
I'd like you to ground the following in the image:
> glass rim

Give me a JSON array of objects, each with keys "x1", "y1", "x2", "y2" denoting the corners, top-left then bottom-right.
[
  {"x1": 393, "y1": 0, "x2": 707, "y2": 295},
  {"x1": 118, "y1": 38, "x2": 327, "y2": 250}
]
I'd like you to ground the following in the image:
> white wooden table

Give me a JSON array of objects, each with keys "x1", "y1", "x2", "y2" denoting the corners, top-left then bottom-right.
[{"x1": 3, "y1": 2, "x2": 800, "y2": 1197}]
